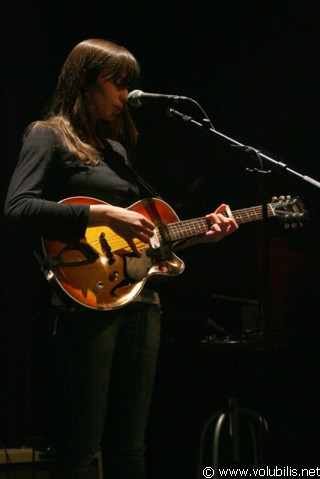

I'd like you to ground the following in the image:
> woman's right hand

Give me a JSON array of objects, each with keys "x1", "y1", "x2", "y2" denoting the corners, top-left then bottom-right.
[{"x1": 89, "y1": 204, "x2": 155, "y2": 256}]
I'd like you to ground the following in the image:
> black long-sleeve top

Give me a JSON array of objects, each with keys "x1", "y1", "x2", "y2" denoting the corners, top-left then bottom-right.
[{"x1": 5, "y1": 125, "x2": 140, "y2": 242}]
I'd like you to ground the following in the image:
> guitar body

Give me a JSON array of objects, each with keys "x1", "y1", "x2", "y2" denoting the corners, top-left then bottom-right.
[{"x1": 41, "y1": 197, "x2": 185, "y2": 311}]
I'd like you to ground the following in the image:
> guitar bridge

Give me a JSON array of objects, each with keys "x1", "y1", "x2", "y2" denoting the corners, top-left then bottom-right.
[{"x1": 149, "y1": 229, "x2": 161, "y2": 249}]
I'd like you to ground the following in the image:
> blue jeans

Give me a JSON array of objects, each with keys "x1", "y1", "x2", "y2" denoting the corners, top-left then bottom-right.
[{"x1": 50, "y1": 301, "x2": 161, "y2": 479}]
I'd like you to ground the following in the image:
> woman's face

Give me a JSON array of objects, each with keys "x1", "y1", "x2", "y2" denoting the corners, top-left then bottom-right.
[{"x1": 88, "y1": 73, "x2": 129, "y2": 122}]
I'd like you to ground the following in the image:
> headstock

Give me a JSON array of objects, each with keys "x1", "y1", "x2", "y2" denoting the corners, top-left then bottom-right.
[{"x1": 271, "y1": 195, "x2": 307, "y2": 228}]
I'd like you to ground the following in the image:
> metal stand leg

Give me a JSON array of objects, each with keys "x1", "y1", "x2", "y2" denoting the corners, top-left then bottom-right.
[{"x1": 197, "y1": 397, "x2": 268, "y2": 479}]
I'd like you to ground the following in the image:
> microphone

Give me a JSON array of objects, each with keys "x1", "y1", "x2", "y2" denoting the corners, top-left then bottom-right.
[{"x1": 128, "y1": 89, "x2": 190, "y2": 107}]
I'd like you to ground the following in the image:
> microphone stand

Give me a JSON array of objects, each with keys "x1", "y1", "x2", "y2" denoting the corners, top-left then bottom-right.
[
  {"x1": 166, "y1": 107, "x2": 320, "y2": 349},
  {"x1": 167, "y1": 108, "x2": 320, "y2": 189}
]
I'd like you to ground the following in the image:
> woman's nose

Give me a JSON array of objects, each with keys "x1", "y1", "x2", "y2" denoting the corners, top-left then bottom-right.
[{"x1": 120, "y1": 88, "x2": 129, "y2": 103}]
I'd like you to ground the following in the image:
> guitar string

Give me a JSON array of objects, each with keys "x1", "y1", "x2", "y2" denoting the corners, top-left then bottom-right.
[
  {"x1": 166, "y1": 205, "x2": 274, "y2": 240},
  {"x1": 230, "y1": 205, "x2": 274, "y2": 223},
  {"x1": 87, "y1": 237, "x2": 145, "y2": 252},
  {"x1": 70, "y1": 204, "x2": 276, "y2": 254},
  {"x1": 56, "y1": 201, "x2": 294, "y2": 259}
]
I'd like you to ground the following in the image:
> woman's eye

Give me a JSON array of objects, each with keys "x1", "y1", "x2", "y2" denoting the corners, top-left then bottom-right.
[{"x1": 113, "y1": 80, "x2": 128, "y2": 90}]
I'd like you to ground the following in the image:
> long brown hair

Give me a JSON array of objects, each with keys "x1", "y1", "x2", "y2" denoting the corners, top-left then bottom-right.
[{"x1": 28, "y1": 39, "x2": 141, "y2": 165}]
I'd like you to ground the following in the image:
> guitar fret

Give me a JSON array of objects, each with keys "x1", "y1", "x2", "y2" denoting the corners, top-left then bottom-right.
[
  {"x1": 157, "y1": 204, "x2": 278, "y2": 243},
  {"x1": 234, "y1": 207, "x2": 261, "y2": 224},
  {"x1": 233, "y1": 205, "x2": 274, "y2": 224},
  {"x1": 163, "y1": 204, "x2": 276, "y2": 241},
  {"x1": 153, "y1": 199, "x2": 300, "y2": 246},
  {"x1": 167, "y1": 218, "x2": 210, "y2": 242}
]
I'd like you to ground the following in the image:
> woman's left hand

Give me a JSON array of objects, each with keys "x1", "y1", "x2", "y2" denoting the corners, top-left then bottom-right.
[
  {"x1": 175, "y1": 203, "x2": 239, "y2": 250},
  {"x1": 203, "y1": 203, "x2": 238, "y2": 243}
]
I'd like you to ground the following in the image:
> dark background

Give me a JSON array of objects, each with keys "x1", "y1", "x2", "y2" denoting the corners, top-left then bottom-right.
[{"x1": 1, "y1": 0, "x2": 320, "y2": 476}]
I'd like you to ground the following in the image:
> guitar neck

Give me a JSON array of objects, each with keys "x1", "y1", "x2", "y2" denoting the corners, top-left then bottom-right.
[
  {"x1": 230, "y1": 203, "x2": 275, "y2": 225},
  {"x1": 161, "y1": 203, "x2": 275, "y2": 243}
]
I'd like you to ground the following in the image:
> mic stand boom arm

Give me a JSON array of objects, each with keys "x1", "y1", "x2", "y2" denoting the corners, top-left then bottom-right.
[{"x1": 167, "y1": 107, "x2": 320, "y2": 190}]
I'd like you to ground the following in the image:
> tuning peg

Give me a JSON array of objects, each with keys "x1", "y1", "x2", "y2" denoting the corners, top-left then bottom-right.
[
  {"x1": 279, "y1": 195, "x2": 285, "y2": 201},
  {"x1": 286, "y1": 195, "x2": 292, "y2": 200},
  {"x1": 272, "y1": 196, "x2": 278, "y2": 202}
]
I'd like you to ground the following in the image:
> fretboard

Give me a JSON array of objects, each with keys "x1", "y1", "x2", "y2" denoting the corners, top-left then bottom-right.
[
  {"x1": 231, "y1": 204, "x2": 275, "y2": 225},
  {"x1": 157, "y1": 203, "x2": 275, "y2": 243}
]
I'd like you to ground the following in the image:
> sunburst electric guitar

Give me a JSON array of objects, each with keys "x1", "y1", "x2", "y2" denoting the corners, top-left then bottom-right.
[{"x1": 40, "y1": 195, "x2": 306, "y2": 311}]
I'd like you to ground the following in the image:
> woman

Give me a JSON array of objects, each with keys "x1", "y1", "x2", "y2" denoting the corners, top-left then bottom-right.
[{"x1": 4, "y1": 39, "x2": 238, "y2": 479}]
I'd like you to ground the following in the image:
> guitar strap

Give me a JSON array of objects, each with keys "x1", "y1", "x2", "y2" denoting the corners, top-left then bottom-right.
[{"x1": 134, "y1": 172, "x2": 164, "y2": 200}]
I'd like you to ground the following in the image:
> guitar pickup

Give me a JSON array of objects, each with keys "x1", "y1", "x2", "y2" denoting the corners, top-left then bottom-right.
[{"x1": 99, "y1": 232, "x2": 115, "y2": 265}]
